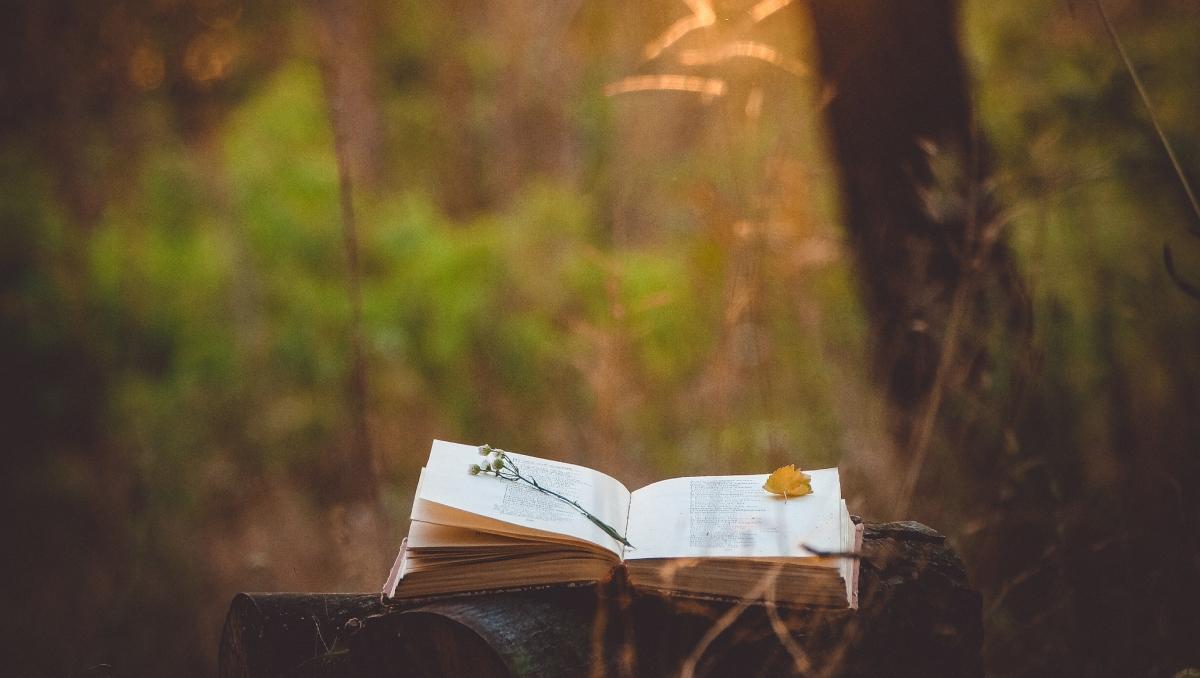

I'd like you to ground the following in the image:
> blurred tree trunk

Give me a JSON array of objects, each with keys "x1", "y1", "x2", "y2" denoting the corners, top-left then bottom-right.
[
  {"x1": 309, "y1": 0, "x2": 392, "y2": 590},
  {"x1": 486, "y1": 0, "x2": 585, "y2": 200},
  {"x1": 427, "y1": 0, "x2": 584, "y2": 216},
  {"x1": 309, "y1": 0, "x2": 387, "y2": 190},
  {"x1": 432, "y1": 0, "x2": 489, "y2": 218},
  {"x1": 805, "y1": 0, "x2": 1029, "y2": 476},
  {"x1": 310, "y1": 0, "x2": 381, "y2": 505}
]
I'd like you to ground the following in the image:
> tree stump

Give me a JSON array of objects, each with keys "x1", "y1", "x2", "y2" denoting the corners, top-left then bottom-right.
[{"x1": 218, "y1": 521, "x2": 981, "y2": 677}]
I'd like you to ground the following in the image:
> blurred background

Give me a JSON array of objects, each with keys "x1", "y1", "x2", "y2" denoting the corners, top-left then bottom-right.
[{"x1": 1, "y1": 0, "x2": 1198, "y2": 675}]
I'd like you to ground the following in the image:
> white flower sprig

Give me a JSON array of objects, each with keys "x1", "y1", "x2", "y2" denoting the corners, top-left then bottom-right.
[{"x1": 470, "y1": 444, "x2": 633, "y2": 549}]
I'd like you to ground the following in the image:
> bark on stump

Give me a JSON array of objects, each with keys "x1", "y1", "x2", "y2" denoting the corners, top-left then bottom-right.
[{"x1": 218, "y1": 520, "x2": 981, "y2": 677}]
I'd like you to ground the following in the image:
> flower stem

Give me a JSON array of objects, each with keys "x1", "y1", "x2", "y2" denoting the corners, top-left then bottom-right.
[{"x1": 489, "y1": 453, "x2": 633, "y2": 549}]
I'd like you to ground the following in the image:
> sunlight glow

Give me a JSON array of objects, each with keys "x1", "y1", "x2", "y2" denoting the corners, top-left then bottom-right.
[
  {"x1": 644, "y1": 0, "x2": 717, "y2": 60},
  {"x1": 677, "y1": 41, "x2": 808, "y2": 77},
  {"x1": 603, "y1": 74, "x2": 728, "y2": 99},
  {"x1": 749, "y1": 0, "x2": 794, "y2": 23}
]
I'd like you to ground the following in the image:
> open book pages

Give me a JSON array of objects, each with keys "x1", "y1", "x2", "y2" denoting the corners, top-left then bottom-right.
[
  {"x1": 385, "y1": 440, "x2": 862, "y2": 608},
  {"x1": 624, "y1": 477, "x2": 860, "y2": 608}
]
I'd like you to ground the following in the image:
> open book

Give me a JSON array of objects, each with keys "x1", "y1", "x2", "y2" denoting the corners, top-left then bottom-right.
[{"x1": 384, "y1": 440, "x2": 862, "y2": 608}]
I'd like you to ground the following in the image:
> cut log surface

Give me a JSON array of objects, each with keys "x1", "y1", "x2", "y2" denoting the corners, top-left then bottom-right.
[{"x1": 218, "y1": 521, "x2": 981, "y2": 677}]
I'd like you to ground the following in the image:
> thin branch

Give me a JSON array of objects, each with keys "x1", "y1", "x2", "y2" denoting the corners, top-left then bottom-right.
[
  {"x1": 763, "y1": 586, "x2": 816, "y2": 675},
  {"x1": 1163, "y1": 245, "x2": 1200, "y2": 301},
  {"x1": 679, "y1": 566, "x2": 783, "y2": 678},
  {"x1": 892, "y1": 262, "x2": 974, "y2": 517},
  {"x1": 1093, "y1": 0, "x2": 1200, "y2": 226}
]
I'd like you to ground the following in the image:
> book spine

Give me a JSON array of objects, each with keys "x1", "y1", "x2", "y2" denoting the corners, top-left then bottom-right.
[{"x1": 382, "y1": 538, "x2": 408, "y2": 599}]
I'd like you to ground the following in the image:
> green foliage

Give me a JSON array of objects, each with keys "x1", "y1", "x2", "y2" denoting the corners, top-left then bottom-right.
[
  {"x1": 6, "y1": 1, "x2": 1198, "y2": 675},
  {"x1": 967, "y1": 0, "x2": 1200, "y2": 462},
  {"x1": 964, "y1": 2, "x2": 1200, "y2": 673}
]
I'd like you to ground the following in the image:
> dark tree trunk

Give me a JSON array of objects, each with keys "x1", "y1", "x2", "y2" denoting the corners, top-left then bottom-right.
[{"x1": 804, "y1": 0, "x2": 1028, "y2": 471}]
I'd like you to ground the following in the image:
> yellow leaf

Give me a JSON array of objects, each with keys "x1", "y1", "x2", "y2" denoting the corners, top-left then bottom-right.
[{"x1": 763, "y1": 464, "x2": 813, "y2": 499}]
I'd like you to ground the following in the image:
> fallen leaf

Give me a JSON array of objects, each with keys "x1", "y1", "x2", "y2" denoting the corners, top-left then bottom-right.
[{"x1": 763, "y1": 464, "x2": 813, "y2": 499}]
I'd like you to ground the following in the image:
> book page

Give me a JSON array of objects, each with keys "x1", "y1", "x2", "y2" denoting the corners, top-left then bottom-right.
[
  {"x1": 624, "y1": 469, "x2": 844, "y2": 560},
  {"x1": 413, "y1": 440, "x2": 631, "y2": 556},
  {"x1": 407, "y1": 520, "x2": 535, "y2": 548}
]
